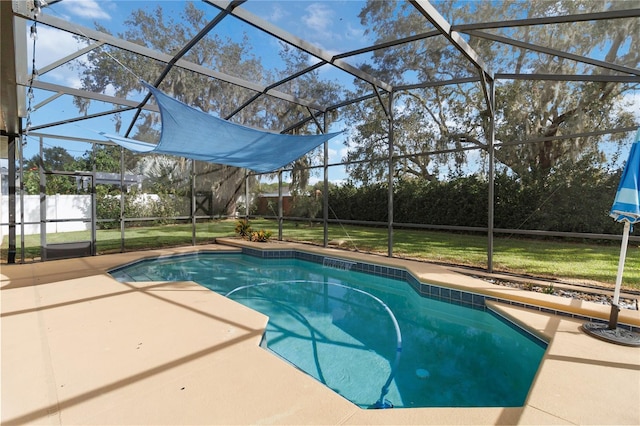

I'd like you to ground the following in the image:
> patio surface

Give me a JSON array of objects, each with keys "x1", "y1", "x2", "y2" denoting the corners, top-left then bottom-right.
[{"x1": 2, "y1": 241, "x2": 639, "y2": 425}]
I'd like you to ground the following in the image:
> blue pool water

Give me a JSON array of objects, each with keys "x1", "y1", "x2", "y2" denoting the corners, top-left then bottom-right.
[{"x1": 110, "y1": 252, "x2": 546, "y2": 409}]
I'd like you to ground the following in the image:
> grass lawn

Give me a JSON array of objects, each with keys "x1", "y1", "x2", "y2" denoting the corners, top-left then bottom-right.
[
  {"x1": 279, "y1": 220, "x2": 639, "y2": 289},
  {"x1": 2, "y1": 218, "x2": 638, "y2": 290}
]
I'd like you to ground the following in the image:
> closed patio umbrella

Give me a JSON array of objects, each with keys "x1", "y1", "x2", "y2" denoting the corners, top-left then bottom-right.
[{"x1": 582, "y1": 128, "x2": 640, "y2": 346}]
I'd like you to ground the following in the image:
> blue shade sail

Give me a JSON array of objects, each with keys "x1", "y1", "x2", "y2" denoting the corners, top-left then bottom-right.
[
  {"x1": 101, "y1": 83, "x2": 342, "y2": 173},
  {"x1": 610, "y1": 129, "x2": 640, "y2": 224}
]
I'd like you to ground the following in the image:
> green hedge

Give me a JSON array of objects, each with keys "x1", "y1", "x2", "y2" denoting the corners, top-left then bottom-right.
[{"x1": 328, "y1": 167, "x2": 625, "y2": 236}]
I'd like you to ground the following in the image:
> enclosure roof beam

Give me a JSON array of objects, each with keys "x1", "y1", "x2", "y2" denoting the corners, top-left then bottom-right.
[
  {"x1": 453, "y1": 8, "x2": 640, "y2": 31},
  {"x1": 479, "y1": 72, "x2": 493, "y2": 117},
  {"x1": 26, "y1": 80, "x2": 160, "y2": 112},
  {"x1": 154, "y1": 0, "x2": 246, "y2": 89},
  {"x1": 224, "y1": 61, "x2": 326, "y2": 121},
  {"x1": 124, "y1": 0, "x2": 247, "y2": 137},
  {"x1": 327, "y1": 92, "x2": 379, "y2": 112},
  {"x1": 38, "y1": 41, "x2": 105, "y2": 76},
  {"x1": 281, "y1": 116, "x2": 315, "y2": 135},
  {"x1": 333, "y1": 8, "x2": 640, "y2": 74},
  {"x1": 496, "y1": 73, "x2": 640, "y2": 82},
  {"x1": 333, "y1": 9, "x2": 640, "y2": 71},
  {"x1": 395, "y1": 76, "x2": 481, "y2": 91},
  {"x1": 332, "y1": 30, "x2": 440, "y2": 60},
  {"x1": 28, "y1": 107, "x2": 135, "y2": 133},
  {"x1": 306, "y1": 107, "x2": 325, "y2": 134},
  {"x1": 291, "y1": 84, "x2": 409, "y2": 132},
  {"x1": 204, "y1": 0, "x2": 394, "y2": 93},
  {"x1": 281, "y1": 92, "x2": 381, "y2": 135},
  {"x1": 373, "y1": 85, "x2": 390, "y2": 120},
  {"x1": 468, "y1": 30, "x2": 640, "y2": 77},
  {"x1": 33, "y1": 92, "x2": 64, "y2": 111},
  {"x1": 24, "y1": 13, "x2": 266, "y2": 88},
  {"x1": 28, "y1": 132, "x2": 112, "y2": 145},
  {"x1": 409, "y1": 0, "x2": 494, "y2": 81},
  {"x1": 15, "y1": 12, "x2": 329, "y2": 113},
  {"x1": 21, "y1": 80, "x2": 159, "y2": 132},
  {"x1": 409, "y1": 0, "x2": 494, "y2": 122}
]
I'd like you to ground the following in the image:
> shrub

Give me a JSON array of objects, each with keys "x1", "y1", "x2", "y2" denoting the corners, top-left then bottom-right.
[
  {"x1": 290, "y1": 190, "x2": 322, "y2": 221},
  {"x1": 234, "y1": 219, "x2": 252, "y2": 238},
  {"x1": 96, "y1": 187, "x2": 121, "y2": 229},
  {"x1": 250, "y1": 229, "x2": 272, "y2": 242}
]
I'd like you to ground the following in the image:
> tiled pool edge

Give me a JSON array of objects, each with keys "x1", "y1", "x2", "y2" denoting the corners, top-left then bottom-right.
[
  {"x1": 238, "y1": 245, "x2": 640, "y2": 334},
  {"x1": 106, "y1": 242, "x2": 639, "y2": 334}
]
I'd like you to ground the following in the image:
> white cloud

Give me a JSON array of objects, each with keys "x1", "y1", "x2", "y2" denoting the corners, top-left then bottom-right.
[
  {"x1": 303, "y1": 3, "x2": 333, "y2": 33},
  {"x1": 328, "y1": 145, "x2": 349, "y2": 163},
  {"x1": 344, "y1": 23, "x2": 364, "y2": 41},
  {"x1": 104, "y1": 83, "x2": 116, "y2": 97},
  {"x1": 328, "y1": 146, "x2": 338, "y2": 162},
  {"x1": 61, "y1": 0, "x2": 111, "y2": 20},
  {"x1": 28, "y1": 26, "x2": 88, "y2": 88},
  {"x1": 266, "y1": 3, "x2": 288, "y2": 23},
  {"x1": 339, "y1": 146, "x2": 349, "y2": 160},
  {"x1": 62, "y1": 74, "x2": 83, "y2": 90}
]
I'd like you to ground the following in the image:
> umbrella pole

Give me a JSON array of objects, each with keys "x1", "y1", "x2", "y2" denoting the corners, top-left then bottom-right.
[{"x1": 609, "y1": 221, "x2": 631, "y2": 330}]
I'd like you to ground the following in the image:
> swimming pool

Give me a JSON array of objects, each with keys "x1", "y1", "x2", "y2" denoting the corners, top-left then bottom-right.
[{"x1": 109, "y1": 251, "x2": 546, "y2": 409}]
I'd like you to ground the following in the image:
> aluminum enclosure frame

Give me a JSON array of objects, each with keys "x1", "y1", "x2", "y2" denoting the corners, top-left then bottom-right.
[{"x1": 1, "y1": 0, "x2": 640, "y2": 268}]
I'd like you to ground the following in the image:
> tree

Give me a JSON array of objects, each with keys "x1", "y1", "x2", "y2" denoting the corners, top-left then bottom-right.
[
  {"x1": 74, "y1": 144, "x2": 131, "y2": 173},
  {"x1": 74, "y1": 3, "x2": 266, "y2": 216},
  {"x1": 36, "y1": 146, "x2": 76, "y2": 171},
  {"x1": 74, "y1": 2, "x2": 342, "y2": 213},
  {"x1": 488, "y1": 0, "x2": 639, "y2": 179},
  {"x1": 345, "y1": 0, "x2": 639, "y2": 183},
  {"x1": 23, "y1": 147, "x2": 82, "y2": 195},
  {"x1": 290, "y1": 181, "x2": 328, "y2": 222},
  {"x1": 274, "y1": 45, "x2": 342, "y2": 193}
]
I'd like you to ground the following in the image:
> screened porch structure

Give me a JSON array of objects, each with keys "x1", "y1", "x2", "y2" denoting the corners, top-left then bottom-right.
[{"x1": 1, "y1": 0, "x2": 639, "y2": 268}]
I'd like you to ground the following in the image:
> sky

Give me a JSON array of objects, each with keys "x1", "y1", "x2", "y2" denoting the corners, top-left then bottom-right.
[{"x1": 25, "y1": 0, "x2": 376, "y2": 184}]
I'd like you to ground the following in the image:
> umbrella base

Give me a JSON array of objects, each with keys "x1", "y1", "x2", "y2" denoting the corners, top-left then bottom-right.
[{"x1": 582, "y1": 322, "x2": 640, "y2": 347}]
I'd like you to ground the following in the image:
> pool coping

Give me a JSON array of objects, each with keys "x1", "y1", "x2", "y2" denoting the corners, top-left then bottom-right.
[{"x1": 2, "y1": 241, "x2": 639, "y2": 425}]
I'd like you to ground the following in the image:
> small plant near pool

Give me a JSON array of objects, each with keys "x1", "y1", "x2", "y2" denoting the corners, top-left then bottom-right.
[
  {"x1": 234, "y1": 219, "x2": 252, "y2": 239},
  {"x1": 235, "y1": 219, "x2": 272, "y2": 242},
  {"x1": 250, "y1": 229, "x2": 272, "y2": 242}
]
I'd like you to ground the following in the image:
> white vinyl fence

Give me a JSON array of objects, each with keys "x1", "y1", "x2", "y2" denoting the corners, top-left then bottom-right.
[{"x1": 0, "y1": 194, "x2": 91, "y2": 241}]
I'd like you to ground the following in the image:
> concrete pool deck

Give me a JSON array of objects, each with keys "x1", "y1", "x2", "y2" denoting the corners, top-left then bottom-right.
[{"x1": 2, "y1": 241, "x2": 639, "y2": 425}]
